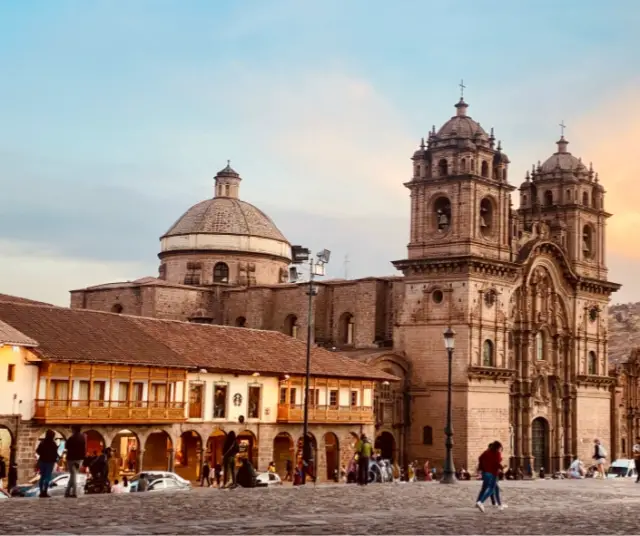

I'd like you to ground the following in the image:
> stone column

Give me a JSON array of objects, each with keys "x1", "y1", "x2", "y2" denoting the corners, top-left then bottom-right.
[
  {"x1": 167, "y1": 448, "x2": 175, "y2": 472},
  {"x1": 137, "y1": 449, "x2": 145, "y2": 473}
]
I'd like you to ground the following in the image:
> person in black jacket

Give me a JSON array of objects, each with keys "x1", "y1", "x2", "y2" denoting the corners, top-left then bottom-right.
[
  {"x1": 65, "y1": 425, "x2": 86, "y2": 498},
  {"x1": 36, "y1": 430, "x2": 59, "y2": 498},
  {"x1": 222, "y1": 431, "x2": 239, "y2": 488},
  {"x1": 201, "y1": 460, "x2": 211, "y2": 487}
]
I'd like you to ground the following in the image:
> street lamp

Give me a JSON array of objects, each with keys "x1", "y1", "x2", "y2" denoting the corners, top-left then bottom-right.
[
  {"x1": 441, "y1": 326, "x2": 457, "y2": 484},
  {"x1": 290, "y1": 245, "x2": 331, "y2": 485}
]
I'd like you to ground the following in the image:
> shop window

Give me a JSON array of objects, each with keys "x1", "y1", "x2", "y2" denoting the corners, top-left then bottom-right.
[{"x1": 213, "y1": 384, "x2": 228, "y2": 418}]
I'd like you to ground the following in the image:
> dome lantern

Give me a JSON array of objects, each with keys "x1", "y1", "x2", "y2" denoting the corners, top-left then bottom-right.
[{"x1": 214, "y1": 160, "x2": 242, "y2": 199}]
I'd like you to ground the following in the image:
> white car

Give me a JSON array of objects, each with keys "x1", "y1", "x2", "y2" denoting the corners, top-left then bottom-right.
[
  {"x1": 607, "y1": 459, "x2": 637, "y2": 478},
  {"x1": 24, "y1": 472, "x2": 87, "y2": 497},
  {"x1": 255, "y1": 472, "x2": 282, "y2": 487},
  {"x1": 128, "y1": 471, "x2": 191, "y2": 492},
  {"x1": 147, "y1": 477, "x2": 191, "y2": 492}
]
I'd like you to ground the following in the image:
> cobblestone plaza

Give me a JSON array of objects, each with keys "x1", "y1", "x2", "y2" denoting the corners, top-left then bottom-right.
[{"x1": 2, "y1": 479, "x2": 639, "y2": 534}]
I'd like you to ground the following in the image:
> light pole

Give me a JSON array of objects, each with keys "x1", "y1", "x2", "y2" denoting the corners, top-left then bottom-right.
[
  {"x1": 441, "y1": 326, "x2": 457, "y2": 484},
  {"x1": 290, "y1": 246, "x2": 331, "y2": 485}
]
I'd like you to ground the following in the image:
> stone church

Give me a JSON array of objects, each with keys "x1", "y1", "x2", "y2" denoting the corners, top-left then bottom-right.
[{"x1": 71, "y1": 96, "x2": 620, "y2": 474}]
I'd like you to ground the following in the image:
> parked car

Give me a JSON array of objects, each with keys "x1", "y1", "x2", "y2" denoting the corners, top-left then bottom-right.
[
  {"x1": 128, "y1": 471, "x2": 191, "y2": 492},
  {"x1": 23, "y1": 472, "x2": 87, "y2": 497},
  {"x1": 147, "y1": 477, "x2": 190, "y2": 492},
  {"x1": 0, "y1": 488, "x2": 10, "y2": 499},
  {"x1": 607, "y1": 459, "x2": 637, "y2": 478},
  {"x1": 255, "y1": 472, "x2": 283, "y2": 487}
]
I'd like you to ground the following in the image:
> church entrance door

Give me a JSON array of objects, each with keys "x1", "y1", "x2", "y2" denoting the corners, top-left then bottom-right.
[{"x1": 532, "y1": 417, "x2": 549, "y2": 472}]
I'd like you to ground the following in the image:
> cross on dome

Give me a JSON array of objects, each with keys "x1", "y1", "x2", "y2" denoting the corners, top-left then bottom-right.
[{"x1": 459, "y1": 79, "x2": 466, "y2": 99}]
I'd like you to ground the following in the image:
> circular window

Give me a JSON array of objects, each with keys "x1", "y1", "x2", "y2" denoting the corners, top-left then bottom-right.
[{"x1": 432, "y1": 290, "x2": 444, "y2": 304}]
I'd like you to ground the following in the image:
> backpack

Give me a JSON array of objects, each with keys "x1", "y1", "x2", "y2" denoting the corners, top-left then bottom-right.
[{"x1": 598, "y1": 445, "x2": 607, "y2": 459}]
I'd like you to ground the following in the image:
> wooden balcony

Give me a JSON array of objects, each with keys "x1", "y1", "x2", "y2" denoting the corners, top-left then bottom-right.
[
  {"x1": 277, "y1": 404, "x2": 374, "y2": 424},
  {"x1": 33, "y1": 399, "x2": 186, "y2": 424}
]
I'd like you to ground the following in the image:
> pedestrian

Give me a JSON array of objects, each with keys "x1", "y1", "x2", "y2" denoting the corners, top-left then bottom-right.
[
  {"x1": 111, "y1": 479, "x2": 125, "y2": 493},
  {"x1": 64, "y1": 424, "x2": 87, "y2": 498},
  {"x1": 201, "y1": 460, "x2": 211, "y2": 487},
  {"x1": 267, "y1": 461, "x2": 276, "y2": 474},
  {"x1": 214, "y1": 463, "x2": 222, "y2": 487},
  {"x1": 107, "y1": 448, "x2": 119, "y2": 484},
  {"x1": 284, "y1": 459, "x2": 293, "y2": 481},
  {"x1": 122, "y1": 475, "x2": 129, "y2": 490},
  {"x1": 357, "y1": 433, "x2": 372, "y2": 485},
  {"x1": 0, "y1": 455, "x2": 6, "y2": 489},
  {"x1": 302, "y1": 436, "x2": 317, "y2": 483},
  {"x1": 137, "y1": 474, "x2": 149, "y2": 492},
  {"x1": 475, "y1": 441, "x2": 503, "y2": 512},
  {"x1": 8, "y1": 461, "x2": 17, "y2": 491},
  {"x1": 633, "y1": 436, "x2": 640, "y2": 483},
  {"x1": 222, "y1": 431, "x2": 239, "y2": 488},
  {"x1": 36, "y1": 430, "x2": 59, "y2": 498},
  {"x1": 593, "y1": 438, "x2": 607, "y2": 479},
  {"x1": 424, "y1": 459, "x2": 431, "y2": 481}
]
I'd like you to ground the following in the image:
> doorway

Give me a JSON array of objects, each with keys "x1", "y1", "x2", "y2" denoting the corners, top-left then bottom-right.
[{"x1": 532, "y1": 417, "x2": 549, "y2": 472}]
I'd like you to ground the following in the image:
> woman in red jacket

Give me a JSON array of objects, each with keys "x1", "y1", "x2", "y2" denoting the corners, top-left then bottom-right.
[{"x1": 475, "y1": 441, "x2": 503, "y2": 512}]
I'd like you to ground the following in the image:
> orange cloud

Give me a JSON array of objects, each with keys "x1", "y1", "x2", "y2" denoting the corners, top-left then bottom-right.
[{"x1": 572, "y1": 86, "x2": 640, "y2": 259}]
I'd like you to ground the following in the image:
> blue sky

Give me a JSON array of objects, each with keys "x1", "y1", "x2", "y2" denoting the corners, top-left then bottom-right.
[{"x1": 1, "y1": 0, "x2": 639, "y2": 304}]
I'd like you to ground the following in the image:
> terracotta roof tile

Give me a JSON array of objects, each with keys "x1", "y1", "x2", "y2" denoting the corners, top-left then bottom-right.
[
  {"x1": 0, "y1": 320, "x2": 38, "y2": 347},
  {"x1": 0, "y1": 302, "x2": 396, "y2": 381},
  {"x1": 0, "y1": 293, "x2": 51, "y2": 306}
]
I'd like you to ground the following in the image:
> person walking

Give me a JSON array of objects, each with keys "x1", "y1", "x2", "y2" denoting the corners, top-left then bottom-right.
[
  {"x1": 201, "y1": 460, "x2": 211, "y2": 487},
  {"x1": 284, "y1": 459, "x2": 293, "y2": 482},
  {"x1": 64, "y1": 425, "x2": 87, "y2": 498},
  {"x1": 633, "y1": 436, "x2": 640, "y2": 483},
  {"x1": 475, "y1": 441, "x2": 503, "y2": 512},
  {"x1": 357, "y1": 433, "x2": 372, "y2": 485},
  {"x1": 0, "y1": 455, "x2": 6, "y2": 489},
  {"x1": 36, "y1": 430, "x2": 59, "y2": 498},
  {"x1": 214, "y1": 463, "x2": 222, "y2": 487},
  {"x1": 593, "y1": 438, "x2": 607, "y2": 479},
  {"x1": 222, "y1": 431, "x2": 239, "y2": 488}
]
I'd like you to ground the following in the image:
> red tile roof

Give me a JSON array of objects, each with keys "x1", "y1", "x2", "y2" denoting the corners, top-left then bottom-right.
[
  {"x1": 0, "y1": 320, "x2": 38, "y2": 347},
  {"x1": 0, "y1": 302, "x2": 396, "y2": 381},
  {"x1": 0, "y1": 293, "x2": 51, "y2": 306}
]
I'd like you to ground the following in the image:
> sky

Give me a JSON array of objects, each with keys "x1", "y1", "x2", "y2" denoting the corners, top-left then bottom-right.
[{"x1": 1, "y1": 0, "x2": 639, "y2": 306}]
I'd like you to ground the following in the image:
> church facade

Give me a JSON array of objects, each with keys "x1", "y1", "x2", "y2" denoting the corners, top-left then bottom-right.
[{"x1": 71, "y1": 97, "x2": 620, "y2": 474}]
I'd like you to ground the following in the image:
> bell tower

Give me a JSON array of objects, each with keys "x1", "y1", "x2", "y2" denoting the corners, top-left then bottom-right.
[
  {"x1": 407, "y1": 96, "x2": 515, "y2": 263},
  {"x1": 518, "y1": 129, "x2": 609, "y2": 280}
]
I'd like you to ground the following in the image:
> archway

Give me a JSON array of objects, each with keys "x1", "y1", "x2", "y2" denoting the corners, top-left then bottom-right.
[
  {"x1": 324, "y1": 432, "x2": 340, "y2": 481},
  {"x1": 273, "y1": 432, "x2": 294, "y2": 477},
  {"x1": 85, "y1": 430, "x2": 106, "y2": 456},
  {"x1": 176, "y1": 431, "x2": 202, "y2": 482},
  {"x1": 110, "y1": 429, "x2": 140, "y2": 475},
  {"x1": 38, "y1": 429, "x2": 67, "y2": 465},
  {"x1": 0, "y1": 426, "x2": 14, "y2": 465},
  {"x1": 375, "y1": 431, "x2": 396, "y2": 461},
  {"x1": 207, "y1": 429, "x2": 226, "y2": 468},
  {"x1": 143, "y1": 430, "x2": 172, "y2": 471},
  {"x1": 532, "y1": 417, "x2": 549, "y2": 472},
  {"x1": 237, "y1": 430, "x2": 258, "y2": 469}
]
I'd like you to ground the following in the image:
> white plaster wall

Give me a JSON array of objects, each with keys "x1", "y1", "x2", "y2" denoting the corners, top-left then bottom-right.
[
  {"x1": 0, "y1": 346, "x2": 38, "y2": 419},
  {"x1": 161, "y1": 234, "x2": 291, "y2": 260}
]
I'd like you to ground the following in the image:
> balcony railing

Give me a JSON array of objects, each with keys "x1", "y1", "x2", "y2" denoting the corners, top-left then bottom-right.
[
  {"x1": 277, "y1": 404, "x2": 374, "y2": 424},
  {"x1": 34, "y1": 399, "x2": 186, "y2": 423}
]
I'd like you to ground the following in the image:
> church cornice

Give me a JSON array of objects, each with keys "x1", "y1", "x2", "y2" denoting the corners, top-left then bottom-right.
[
  {"x1": 392, "y1": 256, "x2": 520, "y2": 280},
  {"x1": 404, "y1": 174, "x2": 516, "y2": 192},
  {"x1": 468, "y1": 366, "x2": 516, "y2": 382},
  {"x1": 575, "y1": 374, "x2": 616, "y2": 388}
]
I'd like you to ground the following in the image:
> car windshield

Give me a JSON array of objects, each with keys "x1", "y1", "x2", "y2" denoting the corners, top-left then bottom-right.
[{"x1": 608, "y1": 466, "x2": 628, "y2": 475}]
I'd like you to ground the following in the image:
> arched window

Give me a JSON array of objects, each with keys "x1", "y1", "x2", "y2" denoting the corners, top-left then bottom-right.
[
  {"x1": 582, "y1": 225, "x2": 594, "y2": 259},
  {"x1": 213, "y1": 262, "x2": 229, "y2": 283},
  {"x1": 481, "y1": 161, "x2": 489, "y2": 178},
  {"x1": 339, "y1": 313, "x2": 355, "y2": 345},
  {"x1": 235, "y1": 316, "x2": 247, "y2": 327},
  {"x1": 544, "y1": 190, "x2": 553, "y2": 206},
  {"x1": 434, "y1": 196, "x2": 452, "y2": 232},
  {"x1": 483, "y1": 340, "x2": 494, "y2": 367},
  {"x1": 479, "y1": 198, "x2": 493, "y2": 236},
  {"x1": 111, "y1": 304, "x2": 123, "y2": 314},
  {"x1": 422, "y1": 426, "x2": 433, "y2": 445},
  {"x1": 535, "y1": 331, "x2": 545, "y2": 361},
  {"x1": 460, "y1": 158, "x2": 467, "y2": 172},
  {"x1": 588, "y1": 351, "x2": 597, "y2": 375},
  {"x1": 582, "y1": 191, "x2": 589, "y2": 206},
  {"x1": 416, "y1": 164, "x2": 421, "y2": 178},
  {"x1": 438, "y1": 159, "x2": 448, "y2": 177},
  {"x1": 566, "y1": 189, "x2": 572, "y2": 202},
  {"x1": 284, "y1": 315, "x2": 298, "y2": 338},
  {"x1": 522, "y1": 194, "x2": 528, "y2": 206}
]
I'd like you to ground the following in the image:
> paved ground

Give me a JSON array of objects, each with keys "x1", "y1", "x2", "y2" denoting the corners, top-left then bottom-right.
[{"x1": 2, "y1": 479, "x2": 640, "y2": 534}]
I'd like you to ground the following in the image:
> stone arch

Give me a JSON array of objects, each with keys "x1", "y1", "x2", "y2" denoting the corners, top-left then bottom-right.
[
  {"x1": 284, "y1": 314, "x2": 298, "y2": 338},
  {"x1": 85, "y1": 429, "x2": 107, "y2": 455},
  {"x1": 432, "y1": 195, "x2": 452, "y2": 232},
  {"x1": 176, "y1": 430, "x2": 202, "y2": 481},
  {"x1": 0, "y1": 425, "x2": 15, "y2": 465},
  {"x1": 544, "y1": 190, "x2": 553, "y2": 206},
  {"x1": 235, "y1": 316, "x2": 247, "y2": 327},
  {"x1": 110, "y1": 429, "x2": 141, "y2": 474},
  {"x1": 142, "y1": 429, "x2": 173, "y2": 471},
  {"x1": 483, "y1": 339, "x2": 495, "y2": 366},
  {"x1": 582, "y1": 191, "x2": 589, "y2": 206},
  {"x1": 479, "y1": 196, "x2": 496, "y2": 237},
  {"x1": 238, "y1": 430, "x2": 258, "y2": 469},
  {"x1": 481, "y1": 160, "x2": 489, "y2": 178},
  {"x1": 588, "y1": 350, "x2": 597, "y2": 375},
  {"x1": 582, "y1": 224, "x2": 595, "y2": 259},
  {"x1": 273, "y1": 432, "x2": 294, "y2": 477},
  {"x1": 438, "y1": 158, "x2": 448, "y2": 176},
  {"x1": 338, "y1": 312, "x2": 355, "y2": 345},
  {"x1": 374, "y1": 431, "x2": 396, "y2": 461},
  {"x1": 206, "y1": 428, "x2": 227, "y2": 468},
  {"x1": 296, "y1": 433, "x2": 318, "y2": 471},
  {"x1": 532, "y1": 417, "x2": 550, "y2": 471},
  {"x1": 111, "y1": 304, "x2": 123, "y2": 314},
  {"x1": 323, "y1": 432, "x2": 340, "y2": 481}
]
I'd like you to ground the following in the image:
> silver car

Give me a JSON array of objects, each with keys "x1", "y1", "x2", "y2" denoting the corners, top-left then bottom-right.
[{"x1": 24, "y1": 472, "x2": 87, "y2": 497}]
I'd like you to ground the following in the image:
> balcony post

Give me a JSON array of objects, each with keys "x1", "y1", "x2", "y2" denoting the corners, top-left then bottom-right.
[
  {"x1": 67, "y1": 363, "x2": 73, "y2": 418},
  {"x1": 108, "y1": 364, "x2": 115, "y2": 418},
  {"x1": 148, "y1": 367, "x2": 153, "y2": 419},
  {"x1": 128, "y1": 366, "x2": 133, "y2": 418},
  {"x1": 45, "y1": 365, "x2": 52, "y2": 419},
  {"x1": 88, "y1": 364, "x2": 95, "y2": 418},
  {"x1": 165, "y1": 368, "x2": 170, "y2": 419}
]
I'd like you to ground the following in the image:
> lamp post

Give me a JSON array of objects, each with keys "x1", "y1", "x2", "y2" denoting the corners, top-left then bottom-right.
[
  {"x1": 290, "y1": 246, "x2": 331, "y2": 485},
  {"x1": 441, "y1": 326, "x2": 457, "y2": 484}
]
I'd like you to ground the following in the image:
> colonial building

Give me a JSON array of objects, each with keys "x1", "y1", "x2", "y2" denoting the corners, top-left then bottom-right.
[
  {"x1": 70, "y1": 96, "x2": 620, "y2": 474},
  {"x1": 0, "y1": 297, "x2": 393, "y2": 482}
]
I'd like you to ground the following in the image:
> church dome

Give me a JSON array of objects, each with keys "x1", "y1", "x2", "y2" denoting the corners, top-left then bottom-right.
[
  {"x1": 162, "y1": 198, "x2": 287, "y2": 242},
  {"x1": 436, "y1": 99, "x2": 489, "y2": 141},
  {"x1": 540, "y1": 137, "x2": 586, "y2": 173}
]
